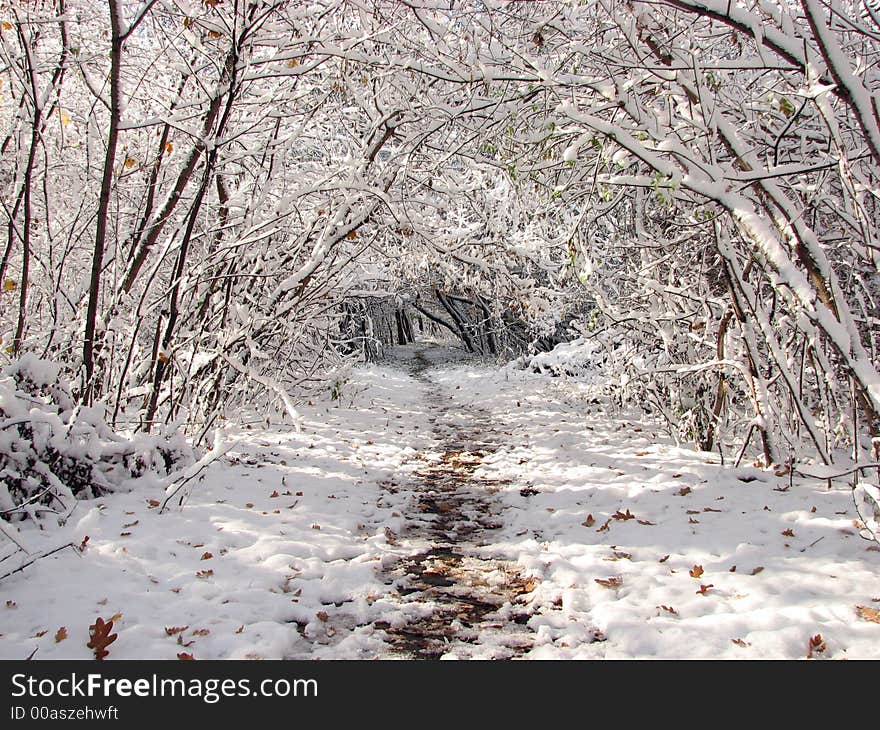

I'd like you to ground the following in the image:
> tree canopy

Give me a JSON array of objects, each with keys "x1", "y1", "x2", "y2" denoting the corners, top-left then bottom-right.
[{"x1": 1, "y1": 0, "x2": 878, "y2": 467}]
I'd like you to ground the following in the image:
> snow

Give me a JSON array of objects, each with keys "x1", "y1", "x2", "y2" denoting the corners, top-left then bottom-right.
[{"x1": 1, "y1": 349, "x2": 878, "y2": 659}]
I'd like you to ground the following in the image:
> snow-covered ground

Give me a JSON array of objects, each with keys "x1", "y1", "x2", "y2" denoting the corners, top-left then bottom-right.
[{"x1": 1, "y1": 345, "x2": 878, "y2": 659}]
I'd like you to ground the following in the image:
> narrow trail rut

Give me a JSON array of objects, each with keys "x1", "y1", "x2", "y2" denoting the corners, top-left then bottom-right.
[{"x1": 375, "y1": 350, "x2": 538, "y2": 659}]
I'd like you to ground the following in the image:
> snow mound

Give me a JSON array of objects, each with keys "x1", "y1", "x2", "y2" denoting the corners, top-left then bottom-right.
[
  {"x1": 0, "y1": 355, "x2": 191, "y2": 523},
  {"x1": 526, "y1": 336, "x2": 606, "y2": 380}
]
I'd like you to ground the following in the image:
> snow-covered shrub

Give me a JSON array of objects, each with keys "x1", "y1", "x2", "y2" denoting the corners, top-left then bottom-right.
[
  {"x1": 527, "y1": 336, "x2": 609, "y2": 381},
  {"x1": 0, "y1": 356, "x2": 191, "y2": 522}
]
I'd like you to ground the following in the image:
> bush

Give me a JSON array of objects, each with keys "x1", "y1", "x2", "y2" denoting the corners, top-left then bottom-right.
[{"x1": 0, "y1": 355, "x2": 191, "y2": 522}]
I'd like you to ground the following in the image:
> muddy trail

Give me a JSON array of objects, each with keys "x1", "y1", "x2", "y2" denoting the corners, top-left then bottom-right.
[{"x1": 375, "y1": 349, "x2": 538, "y2": 659}]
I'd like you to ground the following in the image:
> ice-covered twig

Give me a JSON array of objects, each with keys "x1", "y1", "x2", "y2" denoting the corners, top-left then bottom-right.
[
  {"x1": 794, "y1": 462, "x2": 880, "y2": 481},
  {"x1": 0, "y1": 542, "x2": 79, "y2": 583},
  {"x1": 160, "y1": 429, "x2": 235, "y2": 513}
]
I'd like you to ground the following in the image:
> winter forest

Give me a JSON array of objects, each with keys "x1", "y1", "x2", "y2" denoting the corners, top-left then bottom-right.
[{"x1": 1, "y1": 0, "x2": 879, "y2": 660}]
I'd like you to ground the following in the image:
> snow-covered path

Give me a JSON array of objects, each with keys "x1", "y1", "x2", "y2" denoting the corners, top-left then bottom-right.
[{"x1": 2, "y1": 346, "x2": 879, "y2": 659}]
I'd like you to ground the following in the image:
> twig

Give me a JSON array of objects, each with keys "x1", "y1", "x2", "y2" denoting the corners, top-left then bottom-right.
[
  {"x1": 794, "y1": 462, "x2": 880, "y2": 481},
  {"x1": 160, "y1": 435, "x2": 235, "y2": 513},
  {"x1": 800, "y1": 536, "x2": 825, "y2": 552},
  {"x1": 0, "y1": 542, "x2": 79, "y2": 583}
]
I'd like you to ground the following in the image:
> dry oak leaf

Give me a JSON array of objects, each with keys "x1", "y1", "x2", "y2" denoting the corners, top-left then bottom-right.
[
  {"x1": 657, "y1": 605, "x2": 678, "y2": 616},
  {"x1": 196, "y1": 569, "x2": 214, "y2": 579},
  {"x1": 54, "y1": 627, "x2": 68, "y2": 643},
  {"x1": 781, "y1": 529, "x2": 795, "y2": 537},
  {"x1": 597, "y1": 518, "x2": 611, "y2": 533},
  {"x1": 582, "y1": 514, "x2": 595, "y2": 528},
  {"x1": 731, "y1": 639, "x2": 750, "y2": 648},
  {"x1": 87, "y1": 617, "x2": 117, "y2": 660},
  {"x1": 689, "y1": 565, "x2": 705, "y2": 579},
  {"x1": 594, "y1": 577, "x2": 623, "y2": 589},
  {"x1": 165, "y1": 626, "x2": 188, "y2": 636},
  {"x1": 177, "y1": 652, "x2": 195, "y2": 660},
  {"x1": 316, "y1": 611, "x2": 329, "y2": 622},
  {"x1": 807, "y1": 633, "x2": 826, "y2": 658},
  {"x1": 751, "y1": 566, "x2": 764, "y2": 575},
  {"x1": 191, "y1": 629, "x2": 210, "y2": 637},
  {"x1": 678, "y1": 487, "x2": 692, "y2": 496},
  {"x1": 613, "y1": 509, "x2": 635, "y2": 521},
  {"x1": 695, "y1": 584, "x2": 714, "y2": 595},
  {"x1": 200, "y1": 552, "x2": 214, "y2": 560},
  {"x1": 659, "y1": 554, "x2": 670, "y2": 563},
  {"x1": 855, "y1": 605, "x2": 880, "y2": 623}
]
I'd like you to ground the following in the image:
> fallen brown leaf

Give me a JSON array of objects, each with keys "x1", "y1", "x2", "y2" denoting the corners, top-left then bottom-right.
[
  {"x1": 87, "y1": 617, "x2": 117, "y2": 660},
  {"x1": 807, "y1": 633, "x2": 826, "y2": 658},
  {"x1": 595, "y1": 577, "x2": 623, "y2": 589}
]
